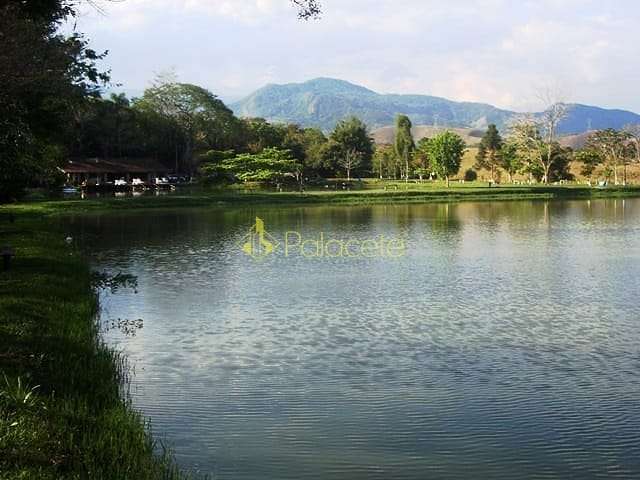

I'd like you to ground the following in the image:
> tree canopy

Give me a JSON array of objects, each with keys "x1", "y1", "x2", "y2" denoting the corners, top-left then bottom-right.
[
  {"x1": 424, "y1": 132, "x2": 466, "y2": 187},
  {"x1": 474, "y1": 124, "x2": 503, "y2": 181},
  {"x1": 326, "y1": 116, "x2": 374, "y2": 179}
]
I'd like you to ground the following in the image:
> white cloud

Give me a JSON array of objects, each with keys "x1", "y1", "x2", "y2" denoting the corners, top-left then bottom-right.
[{"x1": 72, "y1": 0, "x2": 640, "y2": 112}]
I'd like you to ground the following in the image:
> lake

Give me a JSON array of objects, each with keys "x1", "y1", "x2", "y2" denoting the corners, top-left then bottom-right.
[{"x1": 64, "y1": 198, "x2": 640, "y2": 479}]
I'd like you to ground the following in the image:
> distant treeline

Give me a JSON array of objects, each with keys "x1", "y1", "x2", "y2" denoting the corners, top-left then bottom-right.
[{"x1": 2, "y1": 1, "x2": 639, "y2": 202}]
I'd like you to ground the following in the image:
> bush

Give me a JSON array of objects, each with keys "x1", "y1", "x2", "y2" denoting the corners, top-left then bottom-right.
[{"x1": 464, "y1": 169, "x2": 478, "y2": 181}]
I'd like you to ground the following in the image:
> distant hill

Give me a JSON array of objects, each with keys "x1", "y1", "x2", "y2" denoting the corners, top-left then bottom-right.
[
  {"x1": 231, "y1": 78, "x2": 640, "y2": 135},
  {"x1": 372, "y1": 125, "x2": 484, "y2": 146}
]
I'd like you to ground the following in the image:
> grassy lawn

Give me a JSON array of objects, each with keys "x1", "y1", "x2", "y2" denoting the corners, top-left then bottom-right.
[
  {"x1": 0, "y1": 214, "x2": 188, "y2": 479},
  {"x1": 4, "y1": 183, "x2": 640, "y2": 217}
]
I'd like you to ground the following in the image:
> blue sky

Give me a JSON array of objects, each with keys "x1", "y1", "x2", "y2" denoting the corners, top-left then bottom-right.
[{"x1": 72, "y1": 0, "x2": 640, "y2": 112}]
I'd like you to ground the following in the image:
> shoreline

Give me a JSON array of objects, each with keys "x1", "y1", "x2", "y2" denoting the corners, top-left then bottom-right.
[
  {"x1": 0, "y1": 214, "x2": 188, "y2": 478},
  {"x1": 4, "y1": 185, "x2": 640, "y2": 216}
]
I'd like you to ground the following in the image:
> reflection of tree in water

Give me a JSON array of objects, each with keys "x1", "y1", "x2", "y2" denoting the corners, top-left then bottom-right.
[
  {"x1": 104, "y1": 318, "x2": 144, "y2": 337},
  {"x1": 91, "y1": 271, "x2": 138, "y2": 293},
  {"x1": 455, "y1": 200, "x2": 560, "y2": 230},
  {"x1": 575, "y1": 198, "x2": 636, "y2": 223}
]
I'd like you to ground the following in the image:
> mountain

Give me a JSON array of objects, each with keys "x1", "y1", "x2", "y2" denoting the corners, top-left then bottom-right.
[{"x1": 231, "y1": 78, "x2": 640, "y2": 135}]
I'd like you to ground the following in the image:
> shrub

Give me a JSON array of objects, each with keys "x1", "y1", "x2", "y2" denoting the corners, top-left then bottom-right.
[{"x1": 464, "y1": 169, "x2": 478, "y2": 181}]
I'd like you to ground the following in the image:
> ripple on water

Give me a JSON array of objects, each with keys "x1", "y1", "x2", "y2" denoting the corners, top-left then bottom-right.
[{"x1": 79, "y1": 200, "x2": 640, "y2": 479}]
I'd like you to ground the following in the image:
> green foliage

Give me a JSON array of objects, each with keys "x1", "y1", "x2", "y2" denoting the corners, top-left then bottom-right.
[
  {"x1": 411, "y1": 138, "x2": 432, "y2": 180},
  {"x1": 394, "y1": 115, "x2": 415, "y2": 180},
  {"x1": 424, "y1": 131, "x2": 467, "y2": 186},
  {"x1": 221, "y1": 148, "x2": 301, "y2": 182},
  {"x1": 199, "y1": 150, "x2": 236, "y2": 182},
  {"x1": 242, "y1": 118, "x2": 287, "y2": 153},
  {"x1": 474, "y1": 124, "x2": 503, "y2": 180},
  {"x1": 373, "y1": 144, "x2": 395, "y2": 179},
  {"x1": 585, "y1": 128, "x2": 632, "y2": 183},
  {"x1": 546, "y1": 144, "x2": 574, "y2": 182},
  {"x1": 135, "y1": 78, "x2": 241, "y2": 172},
  {"x1": 326, "y1": 116, "x2": 374, "y2": 179},
  {"x1": 0, "y1": 375, "x2": 41, "y2": 412},
  {"x1": 0, "y1": 1, "x2": 109, "y2": 200},
  {"x1": 574, "y1": 149, "x2": 603, "y2": 178},
  {"x1": 499, "y1": 141, "x2": 524, "y2": 182},
  {"x1": 0, "y1": 214, "x2": 189, "y2": 479},
  {"x1": 464, "y1": 169, "x2": 478, "y2": 181}
]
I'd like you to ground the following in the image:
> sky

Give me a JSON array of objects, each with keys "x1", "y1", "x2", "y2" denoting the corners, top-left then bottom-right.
[{"x1": 70, "y1": 0, "x2": 640, "y2": 112}]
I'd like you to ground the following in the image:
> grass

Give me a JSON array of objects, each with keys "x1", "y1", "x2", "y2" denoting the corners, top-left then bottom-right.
[
  {"x1": 0, "y1": 214, "x2": 191, "y2": 479},
  {"x1": 4, "y1": 182, "x2": 640, "y2": 218}
]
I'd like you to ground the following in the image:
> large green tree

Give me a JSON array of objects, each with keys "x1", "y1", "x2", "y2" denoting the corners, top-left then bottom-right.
[
  {"x1": 0, "y1": 1, "x2": 109, "y2": 200},
  {"x1": 394, "y1": 115, "x2": 415, "y2": 182},
  {"x1": 414, "y1": 137, "x2": 432, "y2": 181},
  {"x1": 425, "y1": 131, "x2": 466, "y2": 187},
  {"x1": 135, "y1": 76, "x2": 240, "y2": 173},
  {"x1": 474, "y1": 124, "x2": 503, "y2": 182},
  {"x1": 326, "y1": 116, "x2": 374, "y2": 179},
  {"x1": 498, "y1": 141, "x2": 523, "y2": 183},
  {"x1": 220, "y1": 148, "x2": 301, "y2": 183}
]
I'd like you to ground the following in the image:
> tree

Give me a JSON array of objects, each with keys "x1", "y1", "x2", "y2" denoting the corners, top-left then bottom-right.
[
  {"x1": 326, "y1": 116, "x2": 373, "y2": 180},
  {"x1": 220, "y1": 148, "x2": 301, "y2": 183},
  {"x1": 546, "y1": 144, "x2": 574, "y2": 183},
  {"x1": 241, "y1": 118, "x2": 287, "y2": 153},
  {"x1": 509, "y1": 90, "x2": 569, "y2": 185},
  {"x1": 291, "y1": 0, "x2": 322, "y2": 19},
  {"x1": 537, "y1": 90, "x2": 569, "y2": 183},
  {"x1": 0, "y1": 1, "x2": 109, "y2": 200},
  {"x1": 394, "y1": 115, "x2": 415, "y2": 182},
  {"x1": 509, "y1": 117, "x2": 546, "y2": 183},
  {"x1": 135, "y1": 75, "x2": 238, "y2": 173},
  {"x1": 373, "y1": 144, "x2": 394, "y2": 179},
  {"x1": 585, "y1": 129, "x2": 631, "y2": 185},
  {"x1": 498, "y1": 141, "x2": 523, "y2": 183},
  {"x1": 425, "y1": 132, "x2": 466, "y2": 187},
  {"x1": 474, "y1": 124, "x2": 503, "y2": 182},
  {"x1": 299, "y1": 127, "x2": 328, "y2": 176},
  {"x1": 414, "y1": 137, "x2": 432, "y2": 181},
  {"x1": 574, "y1": 149, "x2": 602, "y2": 180},
  {"x1": 623, "y1": 124, "x2": 640, "y2": 165}
]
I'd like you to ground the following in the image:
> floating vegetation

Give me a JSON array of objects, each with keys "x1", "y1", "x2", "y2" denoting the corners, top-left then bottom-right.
[
  {"x1": 105, "y1": 318, "x2": 144, "y2": 337},
  {"x1": 92, "y1": 271, "x2": 139, "y2": 293}
]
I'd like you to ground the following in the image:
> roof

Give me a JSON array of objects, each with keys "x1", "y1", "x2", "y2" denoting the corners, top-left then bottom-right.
[{"x1": 61, "y1": 158, "x2": 170, "y2": 174}]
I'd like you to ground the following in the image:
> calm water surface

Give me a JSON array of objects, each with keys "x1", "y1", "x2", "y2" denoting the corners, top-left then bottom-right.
[{"x1": 65, "y1": 199, "x2": 640, "y2": 479}]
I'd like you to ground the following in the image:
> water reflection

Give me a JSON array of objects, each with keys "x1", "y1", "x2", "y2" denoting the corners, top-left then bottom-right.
[{"x1": 63, "y1": 199, "x2": 640, "y2": 479}]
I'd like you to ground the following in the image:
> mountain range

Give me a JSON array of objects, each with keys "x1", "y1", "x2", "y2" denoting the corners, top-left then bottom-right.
[{"x1": 230, "y1": 78, "x2": 640, "y2": 135}]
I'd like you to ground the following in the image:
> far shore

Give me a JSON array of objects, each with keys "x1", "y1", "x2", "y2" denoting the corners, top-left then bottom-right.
[{"x1": 3, "y1": 182, "x2": 640, "y2": 216}]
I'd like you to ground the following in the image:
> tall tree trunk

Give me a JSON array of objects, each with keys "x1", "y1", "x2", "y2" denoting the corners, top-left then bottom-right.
[
  {"x1": 405, "y1": 151, "x2": 409, "y2": 184},
  {"x1": 446, "y1": 175, "x2": 450, "y2": 188},
  {"x1": 543, "y1": 163, "x2": 551, "y2": 184}
]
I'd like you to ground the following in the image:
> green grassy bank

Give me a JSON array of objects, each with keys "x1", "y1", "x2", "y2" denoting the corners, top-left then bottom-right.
[
  {"x1": 7, "y1": 184, "x2": 640, "y2": 216},
  {"x1": 0, "y1": 215, "x2": 188, "y2": 479}
]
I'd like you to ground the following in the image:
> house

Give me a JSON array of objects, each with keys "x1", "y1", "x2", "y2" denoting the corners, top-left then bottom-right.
[{"x1": 60, "y1": 158, "x2": 171, "y2": 186}]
